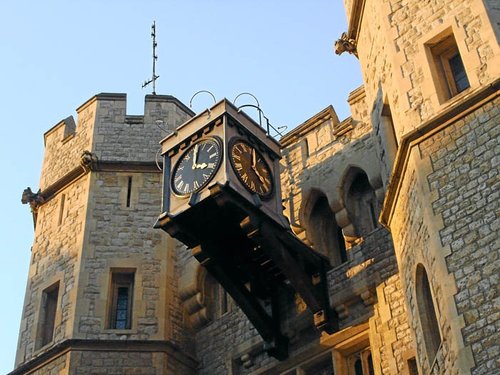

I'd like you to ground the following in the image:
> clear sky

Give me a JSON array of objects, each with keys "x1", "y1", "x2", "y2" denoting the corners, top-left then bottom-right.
[{"x1": 0, "y1": 1, "x2": 361, "y2": 372}]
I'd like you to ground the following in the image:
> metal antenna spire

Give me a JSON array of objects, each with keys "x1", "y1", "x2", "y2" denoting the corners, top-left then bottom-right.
[{"x1": 142, "y1": 21, "x2": 159, "y2": 95}]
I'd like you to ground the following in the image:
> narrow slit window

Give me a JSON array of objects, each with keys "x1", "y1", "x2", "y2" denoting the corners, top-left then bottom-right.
[
  {"x1": 126, "y1": 176, "x2": 133, "y2": 208},
  {"x1": 58, "y1": 194, "x2": 66, "y2": 226}
]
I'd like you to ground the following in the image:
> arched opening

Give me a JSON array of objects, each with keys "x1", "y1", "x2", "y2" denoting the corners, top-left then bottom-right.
[
  {"x1": 308, "y1": 193, "x2": 347, "y2": 266},
  {"x1": 416, "y1": 264, "x2": 442, "y2": 364},
  {"x1": 344, "y1": 169, "x2": 378, "y2": 237}
]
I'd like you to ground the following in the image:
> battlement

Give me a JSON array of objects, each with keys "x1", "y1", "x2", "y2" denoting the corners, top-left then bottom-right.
[{"x1": 40, "y1": 93, "x2": 193, "y2": 190}]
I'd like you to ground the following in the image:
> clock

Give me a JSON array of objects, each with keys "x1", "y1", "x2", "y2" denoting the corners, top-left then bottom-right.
[
  {"x1": 229, "y1": 139, "x2": 274, "y2": 199},
  {"x1": 171, "y1": 137, "x2": 222, "y2": 196}
]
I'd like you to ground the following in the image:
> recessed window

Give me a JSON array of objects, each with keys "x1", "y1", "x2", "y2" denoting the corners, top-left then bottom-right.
[
  {"x1": 427, "y1": 32, "x2": 470, "y2": 101},
  {"x1": 415, "y1": 264, "x2": 442, "y2": 365},
  {"x1": 36, "y1": 282, "x2": 59, "y2": 349},
  {"x1": 108, "y1": 271, "x2": 135, "y2": 329}
]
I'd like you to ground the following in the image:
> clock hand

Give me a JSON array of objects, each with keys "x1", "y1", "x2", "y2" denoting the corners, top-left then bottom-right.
[
  {"x1": 192, "y1": 144, "x2": 199, "y2": 170},
  {"x1": 195, "y1": 163, "x2": 208, "y2": 169},
  {"x1": 250, "y1": 150, "x2": 267, "y2": 184}
]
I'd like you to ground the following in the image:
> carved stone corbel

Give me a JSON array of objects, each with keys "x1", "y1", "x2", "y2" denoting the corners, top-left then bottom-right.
[
  {"x1": 80, "y1": 150, "x2": 98, "y2": 172},
  {"x1": 334, "y1": 32, "x2": 358, "y2": 58}
]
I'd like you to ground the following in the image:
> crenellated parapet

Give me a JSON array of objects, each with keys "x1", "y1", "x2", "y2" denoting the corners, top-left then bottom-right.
[{"x1": 40, "y1": 93, "x2": 194, "y2": 191}]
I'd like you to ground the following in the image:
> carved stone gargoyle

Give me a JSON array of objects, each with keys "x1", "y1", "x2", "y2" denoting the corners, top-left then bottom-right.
[
  {"x1": 335, "y1": 32, "x2": 358, "y2": 58},
  {"x1": 21, "y1": 187, "x2": 45, "y2": 212}
]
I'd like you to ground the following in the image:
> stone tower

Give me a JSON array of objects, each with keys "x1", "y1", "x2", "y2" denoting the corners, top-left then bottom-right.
[
  {"x1": 340, "y1": 0, "x2": 499, "y2": 373},
  {"x1": 13, "y1": 94, "x2": 197, "y2": 374}
]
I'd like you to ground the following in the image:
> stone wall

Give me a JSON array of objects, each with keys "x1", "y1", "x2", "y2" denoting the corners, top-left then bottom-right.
[
  {"x1": 75, "y1": 170, "x2": 168, "y2": 340},
  {"x1": 351, "y1": 0, "x2": 500, "y2": 143},
  {"x1": 388, "y1": 95, "x2": 499, "y2": 374},
  {"x1": 15, "y1": 174, "x2": 89, "y2": 365}
]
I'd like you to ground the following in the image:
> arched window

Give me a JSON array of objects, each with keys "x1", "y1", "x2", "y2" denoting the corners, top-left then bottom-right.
[
  {"x1": 308, "y1": 194, "x2": 347, "y2": 266},
  {"x1": 345, "y1": 169, "x2": 378, "y2": 237},
  {"x1": 415, "y1": 264, "x2": 442, "y2": 364}
]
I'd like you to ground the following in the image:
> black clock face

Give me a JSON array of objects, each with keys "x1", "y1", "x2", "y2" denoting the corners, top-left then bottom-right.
[
  {"x1": 171, "y1": 138, "x2": 222, "y2": 196},
  {"x1": 230, "y1": 140, "x2": 273, "y2": 199}
]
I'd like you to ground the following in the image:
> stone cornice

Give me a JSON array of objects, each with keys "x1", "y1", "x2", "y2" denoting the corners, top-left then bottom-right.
[
  {"x1": 41, "y1": 159, "x2": 162, "y2": 204},
  {"x1": 8, "y1": 339, "x2": 198, "y2": 375},
  {"x1": 22, "y1": 154, "x2": 162, "y2": 228},
  {"x1": 380, "y1": 78, "x2": 500, "y2": 228}
]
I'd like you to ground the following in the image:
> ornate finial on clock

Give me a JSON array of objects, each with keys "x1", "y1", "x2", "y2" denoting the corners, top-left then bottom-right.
[{"x1": 142, "y1": 21, "x2": 160, "y2": 95}]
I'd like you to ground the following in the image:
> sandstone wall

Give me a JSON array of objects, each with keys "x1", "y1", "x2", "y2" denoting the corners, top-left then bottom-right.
[
  {"x1": 389, "y1": 96, "x2": 499, "y2": 374},
  {"x1": 354, "y1": 0, "x2": 500, "y2": 140}
]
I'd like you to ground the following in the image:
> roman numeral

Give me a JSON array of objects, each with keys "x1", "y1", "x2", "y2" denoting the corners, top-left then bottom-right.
[
  {"x1": 193, "y1": 180, "x2": 200, "y2": 189},
  {"x1": 207, "y1": 162, "x2": 216, "y2": 169}
]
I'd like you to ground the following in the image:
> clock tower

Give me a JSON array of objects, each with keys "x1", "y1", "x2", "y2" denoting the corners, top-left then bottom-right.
[{"x1": 155, "y1": 99, "x2": 336, "y2": 359}]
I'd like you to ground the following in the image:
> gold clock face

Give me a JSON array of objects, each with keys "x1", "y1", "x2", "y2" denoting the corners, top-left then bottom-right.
[
  {"x1": 171, "y1": 138, "x2": 222, "y2": 196},
  {"x1": 230, "y1": 140, "x2": 273, "y2": 199}
]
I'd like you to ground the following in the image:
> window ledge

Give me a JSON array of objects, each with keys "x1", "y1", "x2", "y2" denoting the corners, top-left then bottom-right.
[
  {"x1": 101, "y1": 329, "x2": 138, "y2": 335},
  {"x1": 438, "y1": 86, "x2": 472, "y2": 109}
]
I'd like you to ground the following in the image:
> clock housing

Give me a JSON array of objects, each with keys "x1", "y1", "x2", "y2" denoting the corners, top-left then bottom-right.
[{"x1": 159, "y1": 99, "x2": 287, "y2": 228}]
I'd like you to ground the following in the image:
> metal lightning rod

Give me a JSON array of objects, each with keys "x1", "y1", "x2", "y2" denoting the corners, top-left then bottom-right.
[{"x1": 142, "y1": 21, "x2": 159, "y2": 95}]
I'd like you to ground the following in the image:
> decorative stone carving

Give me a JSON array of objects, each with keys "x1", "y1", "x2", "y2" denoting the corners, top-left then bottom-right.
[
  {"x1": 334, "y1": 32, "x2": 358, "y2": 58},
  {"x1": 21, "y1": 187, "x2": 45, "y2": 212},
  {"x1": 80, "y1": 150, "x2": 98, "y2": 171}
]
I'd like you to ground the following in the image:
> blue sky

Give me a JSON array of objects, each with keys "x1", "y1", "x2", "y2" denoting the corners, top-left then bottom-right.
[{"x1": 0, "y1": 1, "x2": 361, "y2": 372}]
